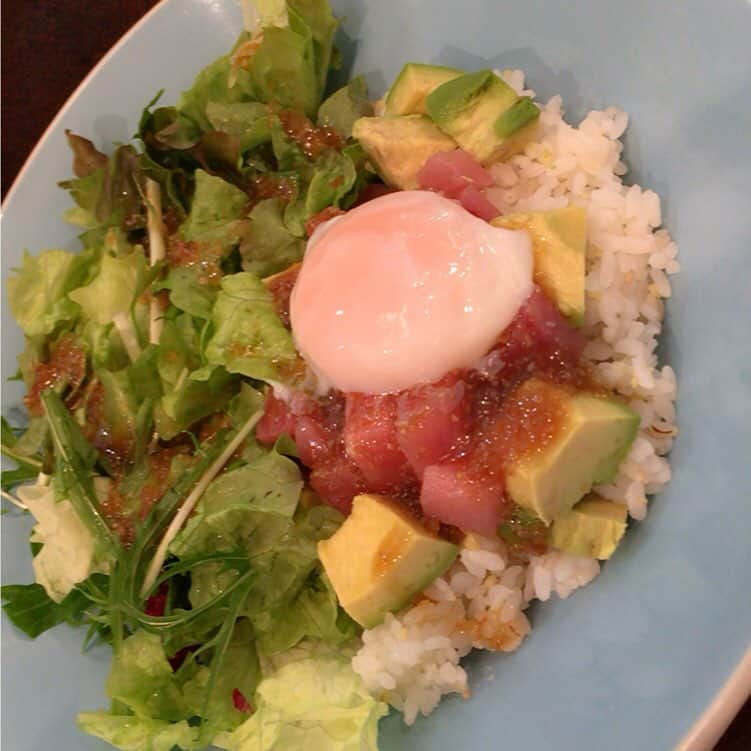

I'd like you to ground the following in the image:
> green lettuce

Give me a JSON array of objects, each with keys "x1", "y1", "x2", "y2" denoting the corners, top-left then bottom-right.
[
  {"x1": 206, "y1": 101, "x2": 272, "y2": 152},
  {"x1": 156, "y1": 365, "x2": 239, "y2": 439},
  {"x1": 179, "y1": 170, "x2": 249, "y2": 248},
  {"x1": 68, "y1": 249, "x2": 149, "y2": 326},
  {"x1": 78, "y1": 631, "x2": 202, "y2": 751},
  {"x1": 182, "y1": 620, "x2": 261, "y2": 734},
  {"x1": 177, "y1": 55, "x2": 250, "y2": 133},
  {"x1": 77, "y1": 712, "x2": 200, "y2": 751},
  {"x1": 197, "y1": 451, "x2": 303, "y2": 518},
  {"x1": 241, "y1": 198, "x2": 306, "y2": 277},
  {"x1": 106, "y1": 631, "x2": 188, "y2": 720},
  {"x1": 306, "y1": 150, "x2": 357, "y2": 215},
  {"x1": 213, "y1": 656, "x2": 387, "y2": 751},
  {"x1": 156, "y1": 266, "x2": 217, "y2": 320},
  {"x1": 288, "y1": 0, "x2": 338, "y2": 96},
  {"x1": 317, "y1": 77, "x2": 373, "y2": 139},
  {"x1": 155, "y1": 314, "x2": 200, "y2": 387},
  {"x1": 18, "y1": 482, "x2": 112, "y2": 603},
  {"x1": 7, "y1": 248, "x2": 93, "y2": 337},
  {"x1": 248, "y1": 27, "x2": 319, "y2": 117},
  {"x1": 204, "y1": 272, "x2": 298, "y2": 382}
]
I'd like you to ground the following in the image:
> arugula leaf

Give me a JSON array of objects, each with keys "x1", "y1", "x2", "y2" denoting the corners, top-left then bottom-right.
[
  {"x1": 204, "y1": 272, "x2": 299, "y2": 382},
  {"x1": 1, "y1": 417, "x2": 44, "y2": 488},
  {"x1": 1, "y1": 465, "x2": 39, "y2": 492},
  {"x1": 1, "y1": 582, "x2": 91, "y2": 638},
  {"x1": 41, "y1": 391, "x2": 119, "y2": 561}
]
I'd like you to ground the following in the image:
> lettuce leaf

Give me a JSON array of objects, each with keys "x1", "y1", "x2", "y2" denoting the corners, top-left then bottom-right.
[
  {"x1": 248, "y1": 27, "x2": 319, "y2": 117},
  {"x1": 206, "y1": 101, "x2": 272, "y2": 152},
  {"x1": 18, "y1": 482, "x2": 112, "y2": 603},
  {"x1": 288, "y1": 0, "x2": 338, "y2": 97},
  {"x1": 156, "y1": 266, "x2": 217, "y2": 320},
  {"x1": 182, "y1": 620, "x2": 261, "y2": 734},
  {"x1": 253, "y1": 568, "x2": 357, "y2": 655},
  {"x1": 156, "y1": 365, "x2": 239, "y2": 439},
  {"x1": 77, "y1": 712, "x2": 200, "y2": 751},
  {"x1": 106, "y1": 631, "x2": 189, "y2": 721},
  {"x1": 204, "y1": 272, "x2": 298, "y2": 382},
  {"x1": 241, "y1": 198, "x2": 305, "y2": 277},
  {"x1": 317, "y1": 77, "x2": 372, "y2": 139},
  {"x1": 306, "y1": 150, "x2": 357, "y2": 216},
  {"x1": 7, "y1": 248, "x2": 93, "y2": 337},
  {"x1": 68, "y1": 249, "x2": 149, "y2": 326},
  {"x1": 177, "y1": 55, "x2": 250, "y2": 133},
  {"x1": 179, "y1": 170, "x2": 249, "y2": 248},
  {"x1": 213, "y1": 656, "x2": 387, "y2": 751},
  {"x1": 197, "y1": 451, "x2": 303, "y2": 519}
]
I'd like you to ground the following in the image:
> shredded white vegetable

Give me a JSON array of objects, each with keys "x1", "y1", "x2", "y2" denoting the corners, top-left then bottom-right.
[
  {"x1": 139, "y1": 410, "x2": 264, "y2": 597},
  {"x1": 146, "y1": 178, "x2": 166, "y2": 346},
  {"x1": 112, "y1": 311, "x2": 142, "y2": 362}
]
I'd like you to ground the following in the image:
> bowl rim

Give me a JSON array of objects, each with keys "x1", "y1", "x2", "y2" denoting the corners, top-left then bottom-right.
[{"x1": 1, "y1": 1, "x2": 749, "y2": 748}]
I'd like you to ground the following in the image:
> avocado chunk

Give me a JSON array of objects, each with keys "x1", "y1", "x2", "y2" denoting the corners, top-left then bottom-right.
[
  {"x1": 318, "y1": 493, "x2": 458, "y2": 628},
  {"x1": 492, "y1": 207, "x2": 587, "y2": 325},
  {"x1": 426, "y1": 69, "x2": 539, "y2": 164},
  {"x1": 352, "y1": 115, "x2": 457, "y2": 190},
  {"x1": 552, "y1": 494, "x2": 628, "y2": 559},
  {"x1": 385, "y1": 62, "x2": 464, "y2": 116},
  {"x1": 504, "y1": 379, "x2": 640, "y2": 524}
]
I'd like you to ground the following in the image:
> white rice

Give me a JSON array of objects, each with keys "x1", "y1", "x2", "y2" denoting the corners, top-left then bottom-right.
[{"x1": 353, "y1": 68, "x2": 678, "y2": 722}]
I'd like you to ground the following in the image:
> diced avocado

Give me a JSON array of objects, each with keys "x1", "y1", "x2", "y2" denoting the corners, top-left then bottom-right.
[
  {"x1": 495, "y1": 97, "x2": 539, "y2": 138},
  {"x1": 352, "y1": 115, "x2": 457, "y2": 190},
  {"x1": 492, "y1": 206, "x2": 587, "y2": 325},
  {"x1": 318, "y1": 493, "x2": 458, "y2": 628},
  {"x1": 552, "y1": 494, "x2": 628, "y2": 559},
  {"x1": 385, "y1": 63, "x2": 464, "y2": 116},
  {"x1": 504, "y1": 379, "x2": 640, "y2": 524},
  {"x1": 426, "y1": 69, "x2": 539, "y2": 164}
]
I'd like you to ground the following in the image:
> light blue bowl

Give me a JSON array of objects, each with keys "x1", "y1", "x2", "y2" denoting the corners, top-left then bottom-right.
[{"x1": 2, "y1": 2, "x2": 750, "y2": 749}]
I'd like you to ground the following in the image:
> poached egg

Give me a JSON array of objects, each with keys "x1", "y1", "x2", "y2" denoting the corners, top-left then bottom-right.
[{"x1": 290, "y1": 190, "x2": 533, "y2": 394}]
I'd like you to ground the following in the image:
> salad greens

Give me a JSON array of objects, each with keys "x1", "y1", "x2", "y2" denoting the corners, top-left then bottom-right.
[{"x1": 1, "y1": 1, "x2": 387, "y2": 749}]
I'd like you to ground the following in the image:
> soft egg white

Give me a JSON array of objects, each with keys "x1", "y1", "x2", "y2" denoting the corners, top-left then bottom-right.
[{"x1": 290, "y1": 190, "x2": 533, "y2": 394}]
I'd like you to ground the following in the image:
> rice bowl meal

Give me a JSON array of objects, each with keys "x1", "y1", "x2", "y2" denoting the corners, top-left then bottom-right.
[{"x1": 1, "y1": 1, "x2": 678, "y2": 749}]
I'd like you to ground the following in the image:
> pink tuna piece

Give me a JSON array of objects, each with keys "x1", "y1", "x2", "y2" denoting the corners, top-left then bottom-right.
[
  {"x1": 420, "y1": 458, "x2": 505, "y2": 537},
  {"x1": 396, "y1": 373, "x2": 472, "y2": 478}
]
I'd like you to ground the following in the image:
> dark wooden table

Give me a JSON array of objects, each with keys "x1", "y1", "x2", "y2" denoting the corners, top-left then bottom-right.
[{"x1": 1, "y1": 2, "x2": 749, "y2": 749}]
